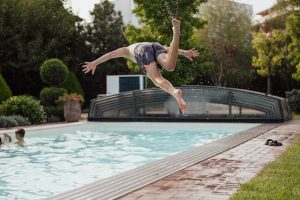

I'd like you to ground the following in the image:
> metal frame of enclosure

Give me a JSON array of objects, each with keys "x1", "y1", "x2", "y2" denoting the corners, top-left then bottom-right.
[{"x1": 88, "y1": 85, "x2": 291, "y2": 122}]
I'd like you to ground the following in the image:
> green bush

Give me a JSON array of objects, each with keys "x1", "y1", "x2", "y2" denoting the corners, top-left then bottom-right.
[
  {"x1": 0, "y1": 73, "x2": 12, "y2": 102},
  {"x1": 286, "y1": 89, "x2": 300, "y2": 113},
  {"x1": 40, "y1": 87, "x2": 67, "y2": 106},
  {"x1": 12, "y1": 115, "x2": 31, "y2": 126},
  {"x1": 0, "y1": 115, "x2": 31, "y2": 128},
  {"x1": 58, "y1": 72, "x2": 85, "y2": 97},
  {"x1": 44, "y1": 106, "x2": 64, "y2": 122},
  {"x1": 40, "y1": 58, "x2": 69, "y2": 85},
  {"x1": 0, "y1": 96, "x2": 46, "y2": 124},
  {"x1": 0, "y1": 116, "x2": 18, "y2": 128}
]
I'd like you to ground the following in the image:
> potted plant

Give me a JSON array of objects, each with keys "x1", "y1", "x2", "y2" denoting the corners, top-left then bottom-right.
[{"x1": 57, "y1": 93, "x2": 84, "y2": 122}]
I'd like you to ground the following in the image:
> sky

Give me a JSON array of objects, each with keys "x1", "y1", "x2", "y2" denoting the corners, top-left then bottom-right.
[{"x1": 67, "y1": 0, "x2": 277, "y2": 22}]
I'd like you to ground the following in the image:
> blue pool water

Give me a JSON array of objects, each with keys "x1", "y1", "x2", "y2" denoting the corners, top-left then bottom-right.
[{"x1": 0, "y1": 122, "x2": 259, "y2": 200}]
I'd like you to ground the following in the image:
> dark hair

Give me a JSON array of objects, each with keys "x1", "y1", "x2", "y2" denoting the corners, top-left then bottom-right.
[
  {"x1": 0, "y1": 137, "x2": 2, "y2": 145},
  {"x1": 15, "y1": 128, "x2": 25, "y2": 138}
]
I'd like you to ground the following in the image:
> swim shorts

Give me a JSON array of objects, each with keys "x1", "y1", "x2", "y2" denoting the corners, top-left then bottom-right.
[{"x1": 134, "y1": 42, "x2": 167, "y2": 73}]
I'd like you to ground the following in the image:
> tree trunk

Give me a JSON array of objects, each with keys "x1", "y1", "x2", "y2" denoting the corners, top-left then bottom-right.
[
  {"x1": 267, "y1": 76, "x2": 272, "y2": 95},
  {"x1": 217, "y1": 63, "x2": 223, "y2": 86}
]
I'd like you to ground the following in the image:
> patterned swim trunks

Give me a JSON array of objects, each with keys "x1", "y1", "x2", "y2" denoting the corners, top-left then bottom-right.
[{"x1": 134, "y1": 42, "x2": 167, "y2": 73}]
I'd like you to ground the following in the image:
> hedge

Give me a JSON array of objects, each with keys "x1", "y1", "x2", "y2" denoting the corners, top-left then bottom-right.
[
  {"x1": 0, "y1": 115, "x2": 31, "y2": 128},
  {"x1": 286, "y1": 89, "x2": 300, "y2": 113},
  {"x1": 0, "y1": 73, "x2": 12, "y2": 102}
]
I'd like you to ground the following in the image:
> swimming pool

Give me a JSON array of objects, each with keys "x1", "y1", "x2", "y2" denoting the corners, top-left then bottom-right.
[{"x1": 0, "y1": 122, "x2": 259, "y2": 200}]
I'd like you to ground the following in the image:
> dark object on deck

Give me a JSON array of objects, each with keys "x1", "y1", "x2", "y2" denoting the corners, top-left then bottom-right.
[
  {"x1": 265, "y1": 139, "x2": 283, "y2": 146},
  {"x1": 88, "y1": 85, "x2": 292, "y2": 122}
]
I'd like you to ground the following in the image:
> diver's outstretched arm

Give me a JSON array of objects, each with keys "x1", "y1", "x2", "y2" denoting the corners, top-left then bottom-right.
[{"x1": 82, "y1": 47, "x2": 129, "y2": 75}]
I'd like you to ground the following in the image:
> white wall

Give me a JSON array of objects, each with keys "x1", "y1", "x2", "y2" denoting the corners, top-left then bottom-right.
[
  {"x1": 106, "y1": 75, "x2": 146, "y2": 95},
  {"x1": 107, "y1": 76, "x2": 120, "y2": 95}
]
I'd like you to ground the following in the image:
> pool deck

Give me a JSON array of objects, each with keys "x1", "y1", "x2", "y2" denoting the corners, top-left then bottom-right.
[{"x1": 117, "y1": 120, "x2": 300, "y2": 200}]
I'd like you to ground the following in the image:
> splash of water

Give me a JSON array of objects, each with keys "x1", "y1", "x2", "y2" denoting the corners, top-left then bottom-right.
[
  {"x1": 188, "y1": 88, "x2": 210, "y2": 114},
  {"x1": 164, "y1": 0, "x2": 179, "y2": 19}
]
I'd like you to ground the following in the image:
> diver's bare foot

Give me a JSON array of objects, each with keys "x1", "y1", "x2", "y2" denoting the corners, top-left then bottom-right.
[
  {"x1": 174, "y1": 89, "x2": 187, "y2": 113},
  {"x1": 172, "y1": 18, "x2": 181, "y2": 35}
]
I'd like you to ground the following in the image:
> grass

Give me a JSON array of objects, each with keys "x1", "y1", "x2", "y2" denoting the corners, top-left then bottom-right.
[
  {"x1": 230, "y1": 138, "x2": 300, "y2": 200},
  {"x1": 293, "y1": 113, "x2": 300, "y2": 120}
]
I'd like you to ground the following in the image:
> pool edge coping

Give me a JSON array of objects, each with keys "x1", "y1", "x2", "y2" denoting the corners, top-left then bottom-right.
[
  {"x1": 0, "y1": 122, "x2": 87, "y2": 135},
  {"x1": 44, "y1": 122, "x2": 280, "y2": 200}
]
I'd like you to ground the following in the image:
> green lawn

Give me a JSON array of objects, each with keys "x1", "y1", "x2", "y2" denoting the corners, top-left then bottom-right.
[
  {"x1": 230, "y1": 138, "x2": 300, "y2": 200},
  {"x1": 293, "y1": 113, "x2": 300, "y2": 120}
]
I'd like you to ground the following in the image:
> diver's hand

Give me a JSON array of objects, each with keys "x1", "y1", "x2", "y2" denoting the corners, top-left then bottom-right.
[
  {"x1": 82, "y1": 62, "x2": 97, "y2": 75},
  {"x1": 184, "y1": 48, "x2": 199, "y2": 61}
]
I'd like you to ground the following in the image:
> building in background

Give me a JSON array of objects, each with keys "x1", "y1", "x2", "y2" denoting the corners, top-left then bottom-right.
[
  {"x1": 253, "y1": 5, "x2": 288, "y2": 32},
  {"x1": 106, "y1": 75, "x2": 146, "y2": 95},
  {"x1": 255, "y1": 6, "x2": 277, "y2": 24}
]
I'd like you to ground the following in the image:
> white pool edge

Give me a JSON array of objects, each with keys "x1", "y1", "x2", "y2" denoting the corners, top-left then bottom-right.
[{"x1": 0, "y1": 121, "x2": 87, "y2": 135}]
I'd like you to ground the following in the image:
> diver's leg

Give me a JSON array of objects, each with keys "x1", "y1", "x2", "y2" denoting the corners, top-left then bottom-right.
[
  {"x1": 157, "y1": 18, "x2": 180, "y2": 71},
  {"x1": 146, "y1": 62, "x2": 187, "y2": 113}
]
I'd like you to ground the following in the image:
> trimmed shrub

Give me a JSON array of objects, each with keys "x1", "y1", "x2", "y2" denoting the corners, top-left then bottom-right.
[
  {"x1": 0, "y1": 116, "x2": 18, "y2": 128},
  {"x1": 286, "y1": 89, "x2": 300, "y2": 113},
  {"x1": 0, "y1": 115, "x2": 30, "y2": 128},
  {"x1": 12, "y1": 115, "x2": 31, "y2": 126},
  {"x1": 0, "y1": 73, "x2": 12, "y2": 102},
  {"x1": 44, "y1": 106, "x2": 64, "y2": 122},
  {"x1": 0, "y1": 96, "x2": 46, "y2": 124},
  {"x1": 58, "y1": 72, "x2": 85, "y2": 97},
  {"x1": 40, "y1": 87, "x2": 67, "y2": 106},
  {"x1": 40, "y1": 58, "x2": 69, "y2": 85}
]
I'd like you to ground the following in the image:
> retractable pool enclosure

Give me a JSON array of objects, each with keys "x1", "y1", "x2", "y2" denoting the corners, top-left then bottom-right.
[{"x1": 88, "y1": 86, "x2": 291, "y2": 122}]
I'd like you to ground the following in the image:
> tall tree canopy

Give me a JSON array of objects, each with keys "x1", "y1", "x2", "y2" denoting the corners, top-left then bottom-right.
[
  {"x1": 81, "y1": 0, "x2": 129, "y2": 101},
  {"x1": 130, "y1": 0, "x2": 206, "y2": 44},
  {"x1": 252, "y1": 30, "x2": 292, "y2": 94},
  {"x1": 193, "y1": 0, "x2": 253, "y2": 87},
  {"x1": 0, "y1": 0, "x2": 82, "y2": 96},
  {"x1": 276, "y1": 0, "x2": 300, "y2": 81},
  {"x1": 286, "y1": 2, "x2": 300, "y2": 81},
  {"x1": 125, "y1": 0, "x2": 212, "y2": 86}
]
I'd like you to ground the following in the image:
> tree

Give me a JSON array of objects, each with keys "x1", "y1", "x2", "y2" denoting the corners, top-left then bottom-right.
[
  {"x1": 125, "y1": 0, "x2": 211, "y2": 86},
  {"x1": 286, "y1": 7, "x2": 300, "y2": 81},
  {"x1": 193, "y1": 0, "x2": 253, "y2": 87},
  {"x1": 58, "y1": 71, "x2": 85, "y2": 97},
  {"x1": 0, "y1": 0, "x2": 84, "y2": 96},
  {"x1": 81, "y1": 0, "x2": 129, "y2": 102},
  {"x1": 276, "y1": 0, "x2": 300, "y2": 81},
  {"x1": 131, "y1": 0, "x2": 206, "y2": 43},
  {"x1": 293, "y1": 64, "x2": 300, "y2": 81},
  {"x1": 252, "y1": 30, "x2": 291, "y2": 94},
  {"x1": 0, "y1": 73, "x2": 12, "y2": 102}
]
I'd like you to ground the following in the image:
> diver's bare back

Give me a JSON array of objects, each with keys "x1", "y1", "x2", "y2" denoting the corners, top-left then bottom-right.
[{"x1": 126, "y1": 43, "x2": 139, "y2": 62}]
